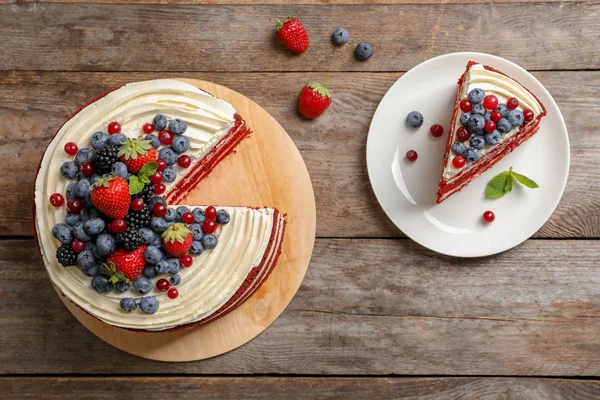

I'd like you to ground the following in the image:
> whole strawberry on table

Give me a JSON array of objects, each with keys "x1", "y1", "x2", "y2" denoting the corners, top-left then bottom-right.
[
  {"x1": 275, "y1": 15, "x2": 309, "y2": 54},
  {"x1": 298, "y1": 78, "x2": 332, "y2": 119}
]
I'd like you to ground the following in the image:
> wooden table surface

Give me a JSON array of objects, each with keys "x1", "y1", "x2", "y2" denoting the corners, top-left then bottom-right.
[{"x1": 1, "y1": 1, "x2": 600, "y2": 398}]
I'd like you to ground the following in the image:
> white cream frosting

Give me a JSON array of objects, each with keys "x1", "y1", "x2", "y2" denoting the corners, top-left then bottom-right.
[
  {"x1": 34, "y1": 79, "x2": 282, "y2": 331},
  {"x1": 443, "y1": 64, "x2": 543, "y2": 180}
]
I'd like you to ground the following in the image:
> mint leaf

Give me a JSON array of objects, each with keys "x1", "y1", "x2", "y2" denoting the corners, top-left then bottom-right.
[
  {"x1": 139, "y1": 175, "x2": 150, "y2": 184},
  {"x1": 138, "y1": 162, "x2": 158, "y2": 178},
  {"x1": 485, "y1": 171, "x2": 512, "y2": 199},
  {"x1": 128, "y1": 175, "x2": 144, "y2": 195},
  {"x1": 511, "y1": 171, "x2": 539, "y2": 188}
]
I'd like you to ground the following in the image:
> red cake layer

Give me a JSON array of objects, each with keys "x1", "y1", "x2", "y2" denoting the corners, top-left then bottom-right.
[{"x1": 437, "y1": 61, "x2": 547, "y2": 203}]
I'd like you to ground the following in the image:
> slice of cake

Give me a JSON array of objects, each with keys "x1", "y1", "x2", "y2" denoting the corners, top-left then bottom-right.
[
  {"x1": 34, "y1": 79, "x2": 286, "y2": 331},
  {"x1": 437, "y1": 61, "x2": 547, "y2": 203}
]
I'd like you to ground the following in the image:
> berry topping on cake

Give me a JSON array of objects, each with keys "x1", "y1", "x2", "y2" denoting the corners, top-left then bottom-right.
[
  {"x1": 157, "y1": 278, "x2": 170, "y2": 292},
  {"x1": 484, "y1": 120, "x2": 496, "y2": 133},
  {"x1": 107, "y1": 121, "x2": 121, "y2": 135},
  {"x1": 180, "y1": 255, "x2": 193, "y2": 268},
  {"x1": 162, "y1": 223, "x2": 193, "y2": 257},
  {"x1": 116, "y1": 227, "x2": 144, "y2": 251},
  {"x1": 507, "y1": 110, "x2": 524, "y2": 127},
  {"x1": 491, "y1": 111, "x2": 502, "y2": 122},
  {"x1": 523, "y1": 109, "x2": 534, "y2": 122},
  {"x1": 468, "y1": 88, "x2": 485, "y2": 104},
  {"x1": 167, "y1": 287, "x2": 179, "y2": 299},
  {"x1": 140, "y1": 296, "x2": 159, "y2": 314},
  {"x1": 496, "y1": 118, "x2": 512, "y2": 134},
  {"x1": 483, "y1": 95, "x2": 498, "y2": 110},
  {"x1": 80, "y1": 161, "x2": 95, "y2": 176},
  {"x1": 205, "y1": 206, "x2": 217, "y2": 220},
  {"x1": 109, "y1": 218, "x2": 127, "y2": 234},
  {"x1": 484, "y1": 131, "x2": 502, "y2": 146},
  {"x1": 67, "y1": 198, "x2": 83, "y2": 214},
  {"x1": 275, "y1": 15, "x2": 309, "y2": 53},
  {"x1": 202, "y1": 219, "x2": 217, "y2": 235},
  {"x1": 49, "y1": 193, "x2": 65, "y2": 207},
  {"x1": 430, "y1": 124, "x2": 444, "y2": 138},
  {"x1": 153, "y1": 203, "x2": 167, "y2": 217},
  {"x1": 153, "y1": 114, "x2": 168, "y2": 131},
  {"x1": 120, "y1": 298, "x2": 138, "y2": 312},
  {"x1": 451, "y1": 142, "x2": 466, "y2": 156},
  {"x1": 182, "y1": 212, "x2": 195, "y2": 224},
  {"x1": 106, "y1": 244, "x2": 147, "y2": 281},
  {"x1": 64, "y1": 142, "x2": 78, "y2": 156},
  {"x1": 91, "y1": 143, "x2": 120, "y2": 174},
  {"x1": 56, "y1": 244, "x2": 77, "y2": 267},
  {"x1": 456, "y1": 127, "x2": 470, "y2": 142},
  {"x1": 177, "y1": 155, "x2": 192, "y2": 169},
  {"x1": 154, "y1": 183, "x2": 166, "y2": 195},
  {"x1": 90, "y1": 175, "x2": 130, "y2": 219},
  {"x1": 158, "y1": 130, "x2": 173, "y2": 146},
  {"x1": 92, "y1": 274, "x2": 114, "y2": 293},
  {"x1": 118, "y1": 138, "x2": 157, "y2": 174},
  {"x1": 131, "y1": 198, "x2": 145, "y2": 212},
  {"x1": 149, "y1": 171, "x2": 163, "y2": 184},
  {"x1": 142, "y1": 123, "x2": 154, "y2": 134},
  {"x1": 216, "y1": 209, "x2": 231, "y2": 225},
  {"x1": 298, "y1": 79, "x2": 332, "y2": 119},
  {"x1": 459, "y1": 100, "x2": 472, "y2": 112},
  {"x1": 72, "y1": 239, "x2": 86, "y2": 253},
  {"x1": 507, "y1": 98, "x2": 519, "y2": 110},
  {"x1": 201, "y1": 234, "x2": 218, "y2": 249},
  {"x1": 452, "y1": 155, "x2": 466, "y2": 169},
  {"x1": 406, "y1": 150, "x2": 418, "y2": 162}
]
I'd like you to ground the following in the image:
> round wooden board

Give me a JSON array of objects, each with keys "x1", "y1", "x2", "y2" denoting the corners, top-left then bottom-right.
[{"x1": 56, "y1": 78, "x2": 316, "y2": 362}]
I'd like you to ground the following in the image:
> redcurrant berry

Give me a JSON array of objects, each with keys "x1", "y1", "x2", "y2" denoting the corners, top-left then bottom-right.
[
  {"x1": 202, "y1": 219, "x2": 217, "y2": 234},
  {"x1": 483, "y1": 210, "x2": 495, "y2": 223},
  {"x1": 159, "y1": 130, "x2": 173, "y2": 145},
  {"x1": 484, "y1": 120, "x2": 496, "y2": 133},
  {"x1": 154, "y1": 183, "x2": 166, "y2": 195},
  {"x1": 64, "y1": 142, "x2": 78, "y2": 156},
  {"x1": 156, "y1": 158, "x2": 167, "y2": 171},
  {"x1": 153, "y1": 203, "x2": 167, "y2": 217},
  {"x1": 72, "y1": 239, "x2": 86, "y2": 253},
  {"x1": 150, "y1": 171, "x2": 163, "y2": 185},
  {"x1": 67, "y1": 198, "x2": 83, "y2": 214},
  {"x1": 460, "y1": 99, "x2": 472, "y2": 112},
  {"x1": 107, "y1": 121, "x2": 121, "y2": 135},
  {"x1": 167, "y1": 287, "x2": 179, "y2": 299},
  {"x1": 506, "y1": 98, "x2": 519, "y2": 110},
  {"x1": 131, "y1": 198, "x2": 144, "y2": 212},
  {"x1": 142, "y1": 123, "x2": 154, "y2": 134},
  {"x1": 523, "y1": 109, "x2": 534, "y2": 122},
  {"x1": 157, "y1": 278, "x2": 170, "y2": 292},
  {"x1": 80, "y1": 161, "x2": 95, "y2": 176},
  {"x1": 452, "y1": 155, "x2": 466, "y2": 169},
  {"x1": 491, "y1": 111, "x2": 502, "y2": 122},
  {"x1": 430, "y1": 124, "x2": 444, "y2": 138},
  {"x1": 180, "y1": 255, "x2": 193, "y2": 268},
  {"x1": 483, "y1": 95, "x2": 498, "y2": 110},
  {"x1": 456, "y1": 127, "x2": 470, "y2": 142},
  {"x1": 205, "y1": 206, "x2": 217, "y2": 220},
  {"x1": 177, "y1": 155, "x2": 191, "y2": 169},
  {"x1": 406, "y1": 150, "x2": 418, "y2": 162},
  {"x1": 110, "y1": 219, "x2": 127, "y2": 233},
  {"x1": 49, "y1": 193, "x2": 65, "y2": 207}
]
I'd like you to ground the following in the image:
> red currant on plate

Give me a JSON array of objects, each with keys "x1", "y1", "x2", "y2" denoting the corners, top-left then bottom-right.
[
  {"x1": 507, "y1": 97, "x2": 519, "y2": 110},
  {"x1": 484, "y1": 120, "x2": 496, "y2": 133},
  {"x1": 205, "y1": 206, "x2": 217, "y2": 220},
  {"x1": 452, "y1": 155, "x2": 466, "y2": 169},
  {"x1": 483, "y1": 210, "x2": 495, "y2": 223},
  {"x1": 107, "y1": 121, "x2": 121, "y2": 135},
  {"x1": 131, "y1": 198, "x2": 144, "y2": 212},
  {"x1": 180, "y1": 255, "x2": 193, "y2": 268},
  {"x1": 459, "y1": 99, "x2": 472, "y2": 112},
  {"x1": 182, "y1": 212, "x2": 195, "y2": 224},
  {"x1": 491, "y1": 111, "x2": 502, "y2": 122},
  {"x1": 202, "y1": 219, "x2": 217, "y2": 234},
  {"x1": 72, "y1": 239, "x2": 86, "y2": 253},
  {"x1": 159, "y1": 130, "x2": 173, "y2": 146},
  {"x1": 429, "y1": 124, "x2": 444, "y2": 138},
  {"x1": 150, "y1": 171, "x2": 163, "y2": 185},
  {"x1": 456, "y1": 127, "x2": 470, "y2": 142},
  {"x1": 157, "y1": 278, "x2": 170, "y2": 292},
  {"x1": 80, "y1": 161, "x2": 95, "y2": 176},
  {"x1": 405, "y1": 150, "x2": 418, "y2": 162},
  {"x1": 110, "y1": 219, "x2": 127, "y2": 233},
  {"x1": 154, "y1": 183, "x2": 166, "y2": 195},
  {"x1": 178, "y1": 155, "x2": 191, "y2": 168},
  {"x1": 523, "y1": 109, "x2": 534, "y2": 122},
  {"x1": 156, "y1": 158, "x2": 167, "y2": 171},
  {"x1": 153, "y1": 203, "x2": 167, "y2": 217},
  {"x1": 49, "y1": 193, "x2": 65, "y2": 207},
  {"x1": 167, "y1": 287, "x2": 179, "y2": 299},
  {"x1": 64, "y1": 142, "x2": 78, "y2": 156},
  {"x1": 67, "y1": 198, "x2": 83, "y2": 214},
  {"x1": 483, "y1": 95, "x2": 498, "y2": 110},
  {"x1": 142, "y1": 123, "x2": 154, "y2": 134}
]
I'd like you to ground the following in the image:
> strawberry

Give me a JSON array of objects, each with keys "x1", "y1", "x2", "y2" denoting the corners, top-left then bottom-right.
[
  {"x1": 106, "y1": 245, "x2": 147, "y2": 282},
  {"x1": 298, "y1": 78, "x2": 332, "y2": 119},
  {"x1": 90, "y1": 175, "x2": 131, "y2": 219},
  {"x1": 118, "y1": 138, "x2": 157, "y2": 174},
  {"x1": 162, "y1": 223, "x2": 193, "y2": 257},
  {"x1": 275, "y1": 15, "x2": 309, "y2": 53}
]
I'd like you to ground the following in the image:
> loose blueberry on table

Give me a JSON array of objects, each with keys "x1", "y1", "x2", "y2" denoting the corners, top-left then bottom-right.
[{"x1": 51, "y1": 115, "x2": 232, "y2": 314}]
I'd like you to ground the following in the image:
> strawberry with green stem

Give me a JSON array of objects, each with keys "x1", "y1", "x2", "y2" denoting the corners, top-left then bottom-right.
[
  {"x1": 118, "y1": 138, "x2": 157, "y2": 174},
  {"x1": 105, "y1": 245, "x2": 147, "y2": 282},
  {"x1": 275, "y1": 15, "x2": 309, "y2": 54},
  {"x1": 162, "y1": 223, "x2": 193, "y2": 257},
  {"x1": 298, "y1": 77, "x2": 332, "y2": 119},
  {"x1": 90, "y1": 175, "x2": 131, "y2": 219}
]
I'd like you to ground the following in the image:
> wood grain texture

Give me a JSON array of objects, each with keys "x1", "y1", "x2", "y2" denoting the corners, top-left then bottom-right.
[
  {"x1": 55, "y1": 78, "x2": 316, "y2": 361},
  {"x1": 2, "y1": 0, "x2": 589, "y2": 3},
  {"x1": 3, "y1": 238, "x2": 600, "y2": 375},
  {"x1": 2, "y1": 71, "x2": 598, "y2": 238},
  {"x1": 4, "y1": 377, "x2": 600, "y2": 399},
  {"x1": 1, "y1": 3, "x2": 599, "y2": 71}
]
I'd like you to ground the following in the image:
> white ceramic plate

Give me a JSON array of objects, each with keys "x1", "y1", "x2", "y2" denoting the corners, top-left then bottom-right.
[{"x1": 366, "y1": 52, "x2": 570, "y2": 257}]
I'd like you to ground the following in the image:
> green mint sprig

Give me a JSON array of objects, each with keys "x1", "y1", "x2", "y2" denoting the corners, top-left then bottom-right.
[
  {"x1": 128, "y1": 161, "x2": 158, "y2": 195},
  {"x1": 485, "y1": 167, "x2": 539, "y2": 199}
]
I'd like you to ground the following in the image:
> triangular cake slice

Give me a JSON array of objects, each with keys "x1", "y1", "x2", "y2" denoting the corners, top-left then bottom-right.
[{"x1": 437, "y1": 61, "x2": 547, "y2": 203}]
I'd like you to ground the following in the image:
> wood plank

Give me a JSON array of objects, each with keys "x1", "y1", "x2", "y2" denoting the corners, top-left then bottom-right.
[
  {"x1": 3, "y1": 377, "x2": 600, "y2": 399},
  {"x1": 3, "y1": 239, "x2": 600, "y2": 375},
  {"x1": 1, "y1": 71, "x2": 598, "y2": 238},
  {"x1": 3, "y1": 0, "x2": 589, "y2": 4},
  {"x1": 1, "y1": 3, "x2": 599, "y2": 71}
]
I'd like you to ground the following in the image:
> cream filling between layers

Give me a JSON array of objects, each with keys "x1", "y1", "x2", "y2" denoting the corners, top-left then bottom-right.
[
  {"x1": 34, "y1": 79, "x2": 281, "y2": 331},
  {"x1": 443, "y1": 64, "x2": 543, "y2": 180}
]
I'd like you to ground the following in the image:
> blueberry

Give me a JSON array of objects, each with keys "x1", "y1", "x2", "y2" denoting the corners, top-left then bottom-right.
[
  {"x1": 143, "y1": 264, "x2": 158, "y2": 278},
  {"x1": 89, "y1": 174, "x2": 101, "y2": 185},
  {"x1": 150, "y1": 217, "x2": 168, "y2": 233},
  {"x1": 471, "y1": 103, "x2": 485, "y2": 115},
  {"x1": 144, "y1": 246, "x2": 162, "y2": 264},
  {"x1": 354, "y1": 42, "x2": 373, "y2": 61},
  {"x1": 89, "y1": 208, "x2": 104, "y2": 220},
  {"x1": 77, "y1": 249, "x2": 96, "y2": 269},
  {"x1": 460, "y1": 112, "x2": 471, "y2": 127},
  {"x1": 140, "y1": 296, "x2": 159, "y2": 314},
  {"x1": 465, "y1": 147, "x2": 481, "y2": 162},
  {"x1": 164, "y1": 208, "x2": 177, "y2": 222},
  {"x1": 470, "y1": 135, "x2": 486, "y2": 150},
  {"x1": 496, "y1": 118, "x2": 512, "y2": 134},
  {"x1": 507, "y1": 110, "x2": 524, "y2": 127},
  {"x1": 147, "y1": 196, "x2": 166, "y2": 209},
  {"x1": 108, "y1": 133, "x2": 127, "y2": 146},
  {"x1": 83, "y1": 193, "x2": 94, "y2": 209},
  {"x1": 168, "y1": 119, "x2": 187, "y2": 135},
  {"x1": 52, "y1": 223, "x2": 74, "y2": 245},
  {"x1": 332, "y1": 27, "x2": 349, "y2": 45},
  {"x1": 155, "y1": 260, "x2": 170, "y2": 275},
  {"x1": 470, "y1": 127, "x2": 485, "y2": 136},
  {"x1": 65, "y1": 212, "x2": 81, "y2": 226},
  {"x1": 92, "y1": 244, "x2": 105, "y2": 263},
  {"x1": 189, "y1": 223, "x2": 204, "y2": 241},
  {"x1": 484, "y1": 112, "x2": 492, "y2": 122},
  {"x1": 79, "y1": 209, "x2": 90, "y2": 224},
  {"x1": 467, "y1": 114, "x2": 485, "y2": 131},
  {"x1": 163, "y1": 166, "x2": 177, "y2": 183},
  {"x1": 468, "y1": 88, "x2": 485, "y2": 104},
  {"x1": 60, "y1": 161, "x2": 79, "y2": 179},
  {"x1": 73, "y1": 222, "x2": 92, "y2": 241},
  {"x1": 140, "y1": 227, "x2": 155, "y2": 244},
  {"x1": 95, "y1": 233, "x2": 116, "y2": 257},
  {"x1": 190, "y1": 241, "x2": 204, "y2": 255},
  {"x1": 201, "y1": 234, "x2": 218, "y2": 250},
  {"x1": 91, "y1": 274, "x2": 113, "y2": 294},
  {"x1": 112, "y1": 162, "x2": 129, "y2": 180},
  {"x1": 192, "y1": 208, "x2": 205, "y2": 223},
  {"x1": 451, "y1": 142, "x2": 466, "y2": 156},
  {"x1": 115, "y1": 282, "x2": 130, "y2": 293},
  {"x1": 406, "y1": 111, "x2": 423, "y2": 128},
  {"x1": 133, "y1": 277, "x2": 152, "y2": 295},
  {"x1": 81, "y1": 264, "x2": 99, "y2": 277},
  {"x1": 171, "y1": 135, "x2": 190, "y2": 154},
  {"x1": 120, "y1": 297, "x2": 138, "y2": 312},
  {"x1": 150, "y1": 233, "x2": 162, "y2": 248},
  {"x1": 495, "y1": 104, "x2": 509, "y2": 117},
  {"x1": 84, "y1": 218, "x2": 105, "y2": 235},
  {"x1": 75, "y1": 148, "x2": 94, "y2": 166},
  {"x1": 170, "y1": 274, "x2": 181, "y2": 286},
  {"x1": 153, "y1": 114, "x2": 168, "y2": 131},
  {"x1": 91, "y1": 132, "x2": 109, "y2": 150},
  {"x1": 216, "y1": 209, "x2": 230, "y2": 225},
  {"x1": 65, "y1": 182, "x2": 77, "y2": 199},
  {"x1": 485, "y1": 130, "x2": 502, "y2": 146},
  {"x1": 167, "y1": 258, "x2": 181, "y2": 274},
  {"x1": 159, "y1": 147, "x2": 178, "y2": 166},
  {"x1": 175, "y1": 206, "x2": 190, "y2": 222},
  {"x1": 145, "y1": 134, "x2": 160, "y2": 149}
]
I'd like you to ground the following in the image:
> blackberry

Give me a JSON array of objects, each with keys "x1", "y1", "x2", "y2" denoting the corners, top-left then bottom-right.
[
  {"x1": 133, "y1": 183, "x2": 155, "y2": 202},
  {"x1": 125, "y1": 206, "x2": 152, "y2": 229},
  {"x1": 56, "y1": 244, "x2": 77, "y2": 267},
  {"x1": 92, "y1": 143, "x2": 120, "y2": 174},
  {"x1": 116, "y1": 227, "x2": 144, "y2": 251}
]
